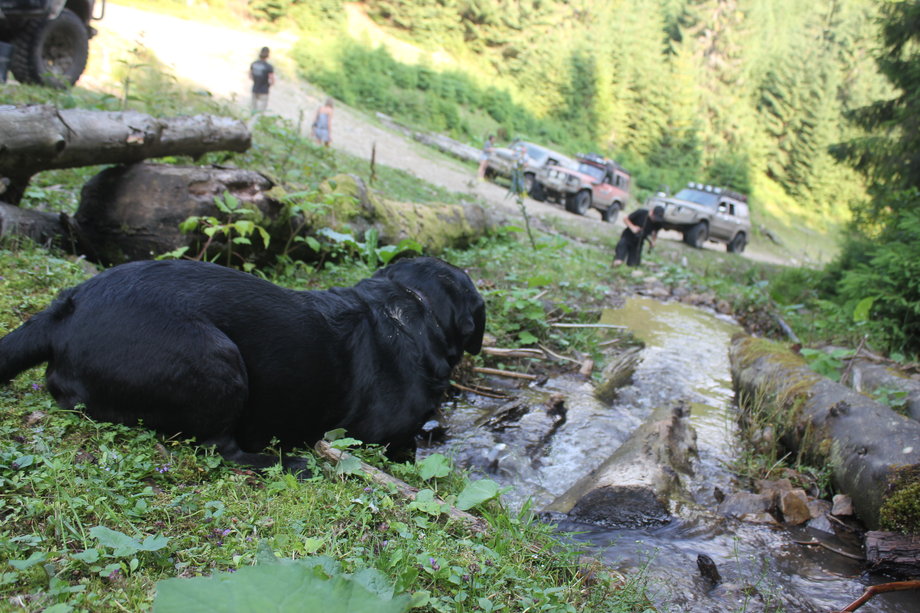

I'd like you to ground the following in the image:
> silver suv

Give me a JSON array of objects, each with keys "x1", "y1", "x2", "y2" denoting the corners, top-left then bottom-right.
[
  {"x1": 484, "y1": 140, "x2": 571, "y2": 196},
  {"x1": 647, "y1": 183, "x2": 751, "y2": 253}
]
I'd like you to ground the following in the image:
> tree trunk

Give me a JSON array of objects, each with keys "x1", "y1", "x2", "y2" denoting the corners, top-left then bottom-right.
[
  {"x1": 865, "y1": 531, "x2": 920, "y2": 576},
  {"x1": 0, "y1": 201, "x2": 70, "y2": 246},
  {"x1": 544, "y1": 404, "x2": 697, "y2": 527},
  {"x1": 729, "y1": 335, "x2": 920, "y2": 530},
  {"x1": 0, "y1": 105, "x2": 250, "y2": 204},
  {"x1": 70, "y1": 164, "x2": 496, "y2": 266},
  {"x1": 75, "y1": 163, "x2": 281, "y2": 265}
]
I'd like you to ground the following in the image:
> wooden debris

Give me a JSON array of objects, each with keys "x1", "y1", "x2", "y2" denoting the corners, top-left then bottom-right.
[
  {"x1": 473, "y1": 366, "x2": 538, "y2": 381},
  {"x1": 833, "y1": 580, "x2": 920, "y2": 612},
  {"x1": 865, "y1": 531, "x2": 920, "y2": 575},
  {"x1": 791, "y1": 539, "x2": 864, "y2": 561},
  {"x1": 314, "y1": 440, "x2": 489, "y2": 533}
]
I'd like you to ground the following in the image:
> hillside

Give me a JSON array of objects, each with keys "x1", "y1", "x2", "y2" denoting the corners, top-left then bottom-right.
[{"x1": 82, "y1": 2, "x2": 797, "y2": 266}]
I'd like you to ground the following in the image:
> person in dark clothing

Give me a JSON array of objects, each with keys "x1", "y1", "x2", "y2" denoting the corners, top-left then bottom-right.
[
  {"x1": 250, "y1": 47, "x2": 275, "y2": 113},
  {"x1": 613, "y1": 205, "x2": 666, "y2": 266}
]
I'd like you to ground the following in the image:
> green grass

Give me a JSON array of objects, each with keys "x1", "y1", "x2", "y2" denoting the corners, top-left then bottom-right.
[{"x1": 0, "y1": 242, "x2": 655, "y2": 612}]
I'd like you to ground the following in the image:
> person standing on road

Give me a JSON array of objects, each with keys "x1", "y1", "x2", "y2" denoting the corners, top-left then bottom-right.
[
  {"x1": 312, "y1": 98, "x2": 334, "y2": 147},
  {"x1": 477, "y1": 134, "x2": 495, "y2": 180},
  {"x1": 250, "y1": 47, "x2": 275, "y2": 113},
  {"x1": 613, "y1": 205, "x2": 665, "y2": 267}
]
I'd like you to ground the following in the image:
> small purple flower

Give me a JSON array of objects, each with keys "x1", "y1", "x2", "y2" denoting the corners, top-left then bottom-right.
[
  {"x1": 31, "y1": 382, "x2": 42, "y2": 391},
  {"x1": 364, "y1": 487, "x2": 373, "y2": 493},
  {"x1": 429, "y1": 558, "x2": 440, "y2": 571},
  {"x1": 221, "y1": 528, "x2": 231, "y2": 536},
  {"x1": 156, "y1": 464, "x2": 171, "y2": 473}
]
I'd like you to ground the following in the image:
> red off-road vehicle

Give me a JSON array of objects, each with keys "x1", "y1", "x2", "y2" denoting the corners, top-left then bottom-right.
[{"x1": 532, "y1": 153, "x2": 631, "y2": 223}]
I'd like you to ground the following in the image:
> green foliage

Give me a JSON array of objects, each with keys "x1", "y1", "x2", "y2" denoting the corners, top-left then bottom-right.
[
  {"x1": 154, "y1": 550, "x2": 410, "y2": 612},
  {"x1": 833, "y1": 201, "x2": 920, "y2": 355},
  {"x1": 0, "y1": 241, "x2": 644, "y2": 612},
  {"x1": 879, "y1": 467, "x2": 920, "y2": 534},
  {"x1": 799, "y1": 348, "x2": 854, "y2": 381}
]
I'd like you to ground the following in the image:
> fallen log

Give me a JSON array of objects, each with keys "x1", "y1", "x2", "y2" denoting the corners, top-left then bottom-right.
[
  {"x1": 865, "y1": 531, "x2": 920, "y2": 576},
  {"x1": 74, "y1": 163, "x2": 281, "y2": 265},
  {"x1": 0, "y1": 201, "x2": 70, "y2": 247},
  {"x1": 543, "y1": 404, "x2": 697, "y2": 527},
  {"x1": 730, "y1": 335, "x2": 920, "y2": 530},
  {"x1": 40, "y1": 164, "x2": 496, "y2": 266},
  {"x1": 0, "y1": 105, "x2": 251, "y2": 204},
  {"x1": 845, "y1": 357, "x2": 920, "y2": 422}
]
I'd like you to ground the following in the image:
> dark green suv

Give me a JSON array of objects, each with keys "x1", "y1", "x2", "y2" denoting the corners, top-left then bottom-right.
[{"x1": 0, "y1": 0, "x2": 103, "y2": 87}]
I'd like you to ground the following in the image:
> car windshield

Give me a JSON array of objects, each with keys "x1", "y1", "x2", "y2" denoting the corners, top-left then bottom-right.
[
  {"x1": 577, "y1": 163, "x2": 606, "y2": 182},
  {"x1": 674, "y1": 188, "x2": 719, "y2": 208},
  {"x1": 524, "y1": 143, "x2": 549, "y2": 164}
]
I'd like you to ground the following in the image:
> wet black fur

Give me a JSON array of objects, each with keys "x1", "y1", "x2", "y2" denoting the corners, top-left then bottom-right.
[{"x1": 0, "y1": 257, "x2": 485, "y2": 472}]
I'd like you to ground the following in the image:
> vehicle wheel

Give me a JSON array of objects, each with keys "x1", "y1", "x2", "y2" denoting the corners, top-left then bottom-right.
[
  {"x1": 684, "y1": 221, "x2": 709, "y2": 248},
  {"x1": 601, "y1": 202, "x2": 621, "y2": 223},
  {"x1": 523, "y1": 173, "x2": 535, "y2": 195},
  {"x1": 565, "y1": 190, "x2": 591, "y2": 215},
  {"x1": 529, "y1": 180, "x2": 546, "y2": 202},
  {"x1": 727, "y1": 232, "x2": 747, "y2": 253},
  {"x1": 10, "y1": 9, "x2": 88, "y2": 88}
]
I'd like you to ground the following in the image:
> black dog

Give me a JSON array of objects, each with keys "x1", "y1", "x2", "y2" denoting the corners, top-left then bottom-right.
[{"x1": 0, "y1": 257, "x2": 485, "y2": 471}]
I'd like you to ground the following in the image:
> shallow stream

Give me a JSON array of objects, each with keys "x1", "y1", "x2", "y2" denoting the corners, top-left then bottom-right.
[{"x1": 421, "y1": 297, "x2": 915, "y2": 612}]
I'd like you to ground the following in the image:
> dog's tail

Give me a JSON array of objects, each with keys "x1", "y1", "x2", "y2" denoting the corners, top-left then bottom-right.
[{"x1": 0, "y1": 298, "x2": 64, "y2": 385}]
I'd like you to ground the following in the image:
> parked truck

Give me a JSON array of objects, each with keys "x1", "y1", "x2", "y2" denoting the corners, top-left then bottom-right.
[
  {"x1": 0, "y1": 0, "x2": 103, "y2": 87},
  {"x1": 532, "y1": 153, "x2": 631, "y2": 223}
]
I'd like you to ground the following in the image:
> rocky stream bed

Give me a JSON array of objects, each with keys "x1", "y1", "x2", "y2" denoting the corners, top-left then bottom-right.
[{"x1": 419, "y1": 295, "x2": 918, "y2": 612}]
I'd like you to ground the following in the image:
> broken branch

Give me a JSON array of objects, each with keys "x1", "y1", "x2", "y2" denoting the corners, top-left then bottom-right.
[{"x1": 314, "y1": 440, "x2": 489, "y2": 534}]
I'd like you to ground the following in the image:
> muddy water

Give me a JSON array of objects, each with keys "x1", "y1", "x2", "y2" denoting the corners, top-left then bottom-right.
[{"x1": 421, "y1": 297, "x2": 915, "y2": 612}]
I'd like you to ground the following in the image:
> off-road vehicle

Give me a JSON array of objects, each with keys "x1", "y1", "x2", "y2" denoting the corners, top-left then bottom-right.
[
  {"x1": 647, "y1": 182, "x2": 751, "y2": 253},
  {"x1": 484, "y1": 140, "x2": 571, "y2": 196},
  {"x1": 0, "y1": 0, "x2": 103, "y2": 87},
  {"x1": 532, "y1": 152, "x2": 631, "y2": 223}
]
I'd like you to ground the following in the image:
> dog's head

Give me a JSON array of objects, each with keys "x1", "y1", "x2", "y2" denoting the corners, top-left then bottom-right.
[{"x1": 374, "y1": 257, "x2": 486, "y2": 358}]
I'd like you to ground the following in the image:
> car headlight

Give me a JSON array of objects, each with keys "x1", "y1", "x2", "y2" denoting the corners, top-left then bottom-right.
[{"x1": 566, "y1": 175, "x2": 579, "y2": 186}]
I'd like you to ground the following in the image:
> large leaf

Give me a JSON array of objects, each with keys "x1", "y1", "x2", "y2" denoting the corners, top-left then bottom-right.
[
  {"x1": 456, "y1": 479, "x2": 500, "y2": 511},
  {"x1": 417, "y1": 454, "x2": 451, "y2": 480},
  {"x1": 153, "y1": 559, "x2": 410, "y2": 613}
]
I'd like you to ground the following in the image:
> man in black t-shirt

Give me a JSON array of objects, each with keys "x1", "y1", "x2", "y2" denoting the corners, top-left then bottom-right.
[
  {"x1": 250, "y1": 47, "x2": 275, "y2": 113},
  {"x1": 613, "y1": 205, "x2": 665, "y2": 266}
]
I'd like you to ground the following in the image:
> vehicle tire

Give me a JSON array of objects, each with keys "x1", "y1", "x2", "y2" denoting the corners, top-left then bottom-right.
[
  {"x1": 727, "y1": 232, "x2": 747, "y2": 254},
  {"x1": 684, "y1": 221, "x2": 709, "y2": 248},
  {"x1": 523, "y1": 172, "x2": 535, "y2": 195},
  {"x1": 10, "y1": 9, "x2": 88, "y2": 88},
  {"x1": 601, "y1": 202, "x2": 621, "y2": 223},
  {"x1": 529, "y1": 180, "x2": 546, "y2": 202},
  {"x1": 565, "y1": 190, "x2": 591, "y2": 215}
]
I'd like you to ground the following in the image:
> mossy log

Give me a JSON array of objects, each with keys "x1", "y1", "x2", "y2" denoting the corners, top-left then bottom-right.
[
  {"x1": 729, "y1": 334, "x2": 920, "y2": 530},
  {"x1": 845, "y1": 357, "x2": 920, "y2": 422},
  {"x1": 543, "y1": 404, "x2": 697, "y2": 527},
  {"x1": 315, "y1": 174, "x2": 497, "y2": 253},
  {"x1": 67, "y1": 164, "x2": 494, "y2": 265}
]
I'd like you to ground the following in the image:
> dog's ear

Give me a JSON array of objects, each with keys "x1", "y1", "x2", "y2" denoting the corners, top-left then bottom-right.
[{"x1": 462, "y1": 296, "x2": 486, "y2": 355}]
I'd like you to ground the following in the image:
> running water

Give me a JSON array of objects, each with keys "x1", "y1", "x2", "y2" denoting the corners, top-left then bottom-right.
[{"x1": 421, "y1": 297, "x2": 914, "y2": 612}]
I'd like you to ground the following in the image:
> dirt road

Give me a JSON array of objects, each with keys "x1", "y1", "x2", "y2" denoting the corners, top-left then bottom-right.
[{"x1": 84, "y1": 3, "x2": 784, "y2": 263}]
